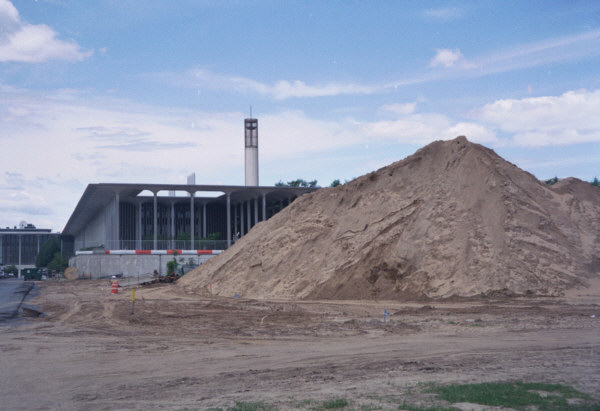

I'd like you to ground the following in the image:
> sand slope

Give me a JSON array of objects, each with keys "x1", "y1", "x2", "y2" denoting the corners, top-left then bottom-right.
[{"x1": 179, "y1": 136, "x2": 600, "y2": 299}]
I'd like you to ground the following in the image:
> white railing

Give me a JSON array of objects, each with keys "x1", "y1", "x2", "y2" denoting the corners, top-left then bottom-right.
[{"x1": 74, "y1": 239, "x2": 228, "y2": 251}]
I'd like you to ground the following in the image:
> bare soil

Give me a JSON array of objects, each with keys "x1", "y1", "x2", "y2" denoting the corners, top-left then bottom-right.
[{"x1": 1, "y1": 279, "x2": 598, "y2": 410}]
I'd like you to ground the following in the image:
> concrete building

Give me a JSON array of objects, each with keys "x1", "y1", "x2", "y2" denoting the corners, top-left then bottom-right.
[
  {"x1": 62, "y1": 117, "x2": 319, "y2": 277},
  {"x1": 62, "y1": 183, "x2": 315, "y2": 277},
  {"x1": 0, "y1": 224, "x2": 61, "y2": 274},
  {"x1": 62, "y1": 183, "x2": 315, "y2": 251}
]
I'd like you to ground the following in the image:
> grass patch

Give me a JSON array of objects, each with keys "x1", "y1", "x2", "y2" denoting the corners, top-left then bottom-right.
[
  {"x1": 293, "y1": 399, "x2": 317, "y2": 409},
  {"x1": 320, "y1": 398, "x2": 349, "y2": 409},
  {"x1": 228, "y1": 401, "x2": 275, "y2": 411},
  {"x1": 428, "y1": 381, "x2": 597, "y2": 410},
  {"x1": 191, "y1": 381, "x2": 597, "y2": 411},
  {"x1": 398, "y1": 404, "x2": 458, "y2": 411},
  {"x1": 359, "y1": 403, "x2": 385, "y2": 411}
]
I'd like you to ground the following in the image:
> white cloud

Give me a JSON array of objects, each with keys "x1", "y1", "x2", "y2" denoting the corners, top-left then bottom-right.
[
  {"x1": 184, "y1": 69, "x2": 379, "y2": 99},
  {"x1": 422, "y1": 30, "x2": 600, "y2": 82},
  {"x1": 473, "y1": 89, "x2": 600, "y2": 146},
  {"x1": 429, "y1": 48, "x2": 465, "y2": 68},
  {"x1": 0, "y1": 188, "x2": 51, "y2": 214},
  {"x1": 450, "y1": 30, "x2": 600, "y2": 77},
  {"x1": 374, "y1": 102, "x2": 498, "y2": 144},
  {"x1": 1, "y1": 85, "x2": 598, "y2": 230},
  {"x1": 481, "y1": 29, "x2": 600, "y2": 69},
  {"x1": 0, "y1": 94, "x2": 238, "y2": 229},
  {"x1": 359, "y1": 113, "x2": 497, "y2": 146},
  {"x1": 138, "y1": 26, "x2": 600, "y2": 110},
  {"x1": 260, "y1": 111, "x2": 363, "y2": 157},
  {"x1": 0, "y1": 89, "x2": 368, "y2": 228},
  {"x1": 270, "y1": 80, "x2": 375, "y2": 99},
  {"x1": 423, "y1": 7, "x2": 463, "y2": 21},
  {"x1": 381, "y1": 102, "x2": 417, "y2": 115},
  {"x1": 0, "y1": 0, "x2": 91, "y2": 63},
  {"x1": 446, "y1": 122, "x2": 497, "y2": 144},
  {"x1": 0, "y1": 172, "x2": 65, "y2": 230},
  {"x1": 361, "y1": 113, "x2": 451, "y2": 144},
  {"x1": 156, "y1": 28, "x2": 600, "y2": 101},
  {"x1": 4, "y1": 87, "x2": 477, "y2": 228},
  {"x1": 0, "y1": 0, "x2": 18, "y2": 22}
]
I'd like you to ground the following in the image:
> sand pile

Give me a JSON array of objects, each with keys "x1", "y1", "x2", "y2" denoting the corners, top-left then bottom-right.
[{"x1": 179, "y1": 136, "x2": 600, "y2": 300}]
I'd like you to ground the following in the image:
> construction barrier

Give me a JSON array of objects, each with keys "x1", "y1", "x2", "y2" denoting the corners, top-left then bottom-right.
[
  {"x1": 111, "y1": 279, "x2": 119, "y2": 294},
  {"x1": 76, "y1": 249, "x2": 222, "y2": 256}
]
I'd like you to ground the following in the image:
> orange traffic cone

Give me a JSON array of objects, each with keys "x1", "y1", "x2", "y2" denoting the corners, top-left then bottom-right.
[{"x1": 111, "y1": 280, "x2": 119, "y2": 294}]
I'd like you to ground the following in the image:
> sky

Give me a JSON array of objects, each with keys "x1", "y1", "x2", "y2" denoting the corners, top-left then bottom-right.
[{"x1": 1, "y1": 0, "x2": 599, "y2": 233}]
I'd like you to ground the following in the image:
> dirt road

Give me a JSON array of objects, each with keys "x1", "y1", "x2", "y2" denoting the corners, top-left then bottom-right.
[{"x1": 1, "y1": 280, "x2": 598, "y2": 410}]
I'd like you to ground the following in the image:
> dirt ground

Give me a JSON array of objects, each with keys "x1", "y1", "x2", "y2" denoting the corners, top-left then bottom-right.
[{"x1": 1, "y1": 279, "x2": 599, "y2": 410}]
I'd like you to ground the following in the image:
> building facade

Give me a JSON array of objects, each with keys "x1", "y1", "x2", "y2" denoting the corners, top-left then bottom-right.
[
  {"x1": 62, "y1": 183, "x2": 316, "y2": 254},
  {"x1": 0, "y1": 224, "x2": 61, "y2": 273}
]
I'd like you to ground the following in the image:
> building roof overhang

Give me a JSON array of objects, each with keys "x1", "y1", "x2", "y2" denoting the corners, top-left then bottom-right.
[{"x1": 62, "y1": 183, "x2": 318, "y2": 237}]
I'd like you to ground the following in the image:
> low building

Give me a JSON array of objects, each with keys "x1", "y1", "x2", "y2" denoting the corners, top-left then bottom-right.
[
  {"x1": 0, "y1": 224, "x2": 61, "y2": 275},
  {"x1": 62, "y1": 183, "x2": 316, "y2": 277}
]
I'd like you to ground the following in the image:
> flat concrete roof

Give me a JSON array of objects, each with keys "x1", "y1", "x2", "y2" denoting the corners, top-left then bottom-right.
[
  {"x1": 0, "y1": 229, "x2": 53, "y2": 233},
  {"x1": 62, "y1": 183, "x2": 318, "y2": 237}
]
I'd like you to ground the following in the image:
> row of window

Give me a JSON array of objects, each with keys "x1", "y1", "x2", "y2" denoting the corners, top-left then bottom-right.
[{"x1": 0, "y1": 234, "x2": 58, "y2": 265}]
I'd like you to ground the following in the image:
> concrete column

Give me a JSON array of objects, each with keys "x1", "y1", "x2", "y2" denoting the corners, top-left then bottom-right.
[
  {"x1": 246, "y1": 201, "x2": 251, "y2": 233},
  {"x1": 115, "y1": 192, "x2": 120, "y2": 249},
  {"x1": 18, "y1": 234, "x2": 21, "y2": 269},
  {"x1": 262, "y1": 194, "x2": 267, "y2": 221},
  {"x1": 240, "y1": 202, "x2": 245, "y2": 236},
  {"x1": 137, "y1": 201, "x2": 142, "y2": 249},
  {"x1": 202, "y1": 203, "x2": 207, "y2": 238},
  {"x1": 153, "y1": 192, "x2": 157, "y2": 250},
  {"x1": 234, "y1": 204, "x2": 238, "y2": 238},
  {"x1": 190, "y1": 193, "x2": 195, "y2": 249},
  {"x1": 37, "y1": 235, "x2": 40, "y2": 253},
  {"x1": 254, "y1": 198, "x2": 258, "y2": 225},
  {"x1": 170, "y1": 201, "x2": 175, "y2": 249},
  {"x1": 226, "y1": 194, "x2": 231, "y2": 248}
]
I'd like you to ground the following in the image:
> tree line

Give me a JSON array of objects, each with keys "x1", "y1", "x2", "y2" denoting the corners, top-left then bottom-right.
[{"x1": 274, "y1": 178, "x2": 355, "y2": 188}]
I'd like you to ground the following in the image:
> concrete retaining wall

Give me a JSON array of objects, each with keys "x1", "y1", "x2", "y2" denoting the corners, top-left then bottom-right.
[{"x1": 68, "y1": 253, "x2": 216, "y2": 278}]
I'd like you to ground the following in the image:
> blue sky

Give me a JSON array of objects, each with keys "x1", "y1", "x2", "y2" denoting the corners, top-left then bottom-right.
[{"x1": 1, "y1": 0, "x2": 599, "y2": 232}]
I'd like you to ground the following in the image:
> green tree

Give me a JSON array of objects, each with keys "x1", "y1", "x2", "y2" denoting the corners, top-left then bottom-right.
[
  {"x1": 592, "y1": 176, "x2": 599, "y2": 186},
  {"x1": 3, "y1": 265, "x2": 18, "y2": 275},
  {"x1": 47, "y1": 253, "x2": 68, "y2": 272},
  {"x1": 274, "y1": 179, "x2": 319, "y2": 188},
  {"x1": 176, "y1": 232, "x2": 191, "y2": 241},
  {"x1": 166, "y1": 259, "x2": 178, "y2": 274},
  {"x1": 203, "y1": 232, "x2": 221, "y2": 241},
  {"x1": 35, "y1": 238, "x2": 61, "y2": 268},
  {"x1": 166, "y1": 250, "x2": 179, "y2": 275},
  {"x1": 330, "y1": 179, "x2": 341, "y2": 187},
  {"x1": 544, "y1": 176, "x2": 559, "y2": 185}
]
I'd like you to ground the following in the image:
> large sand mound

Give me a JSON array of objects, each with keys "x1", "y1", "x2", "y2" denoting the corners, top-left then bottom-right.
[{"x1": 179, "y1": 136, "x2": 600, "y2": 300}]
